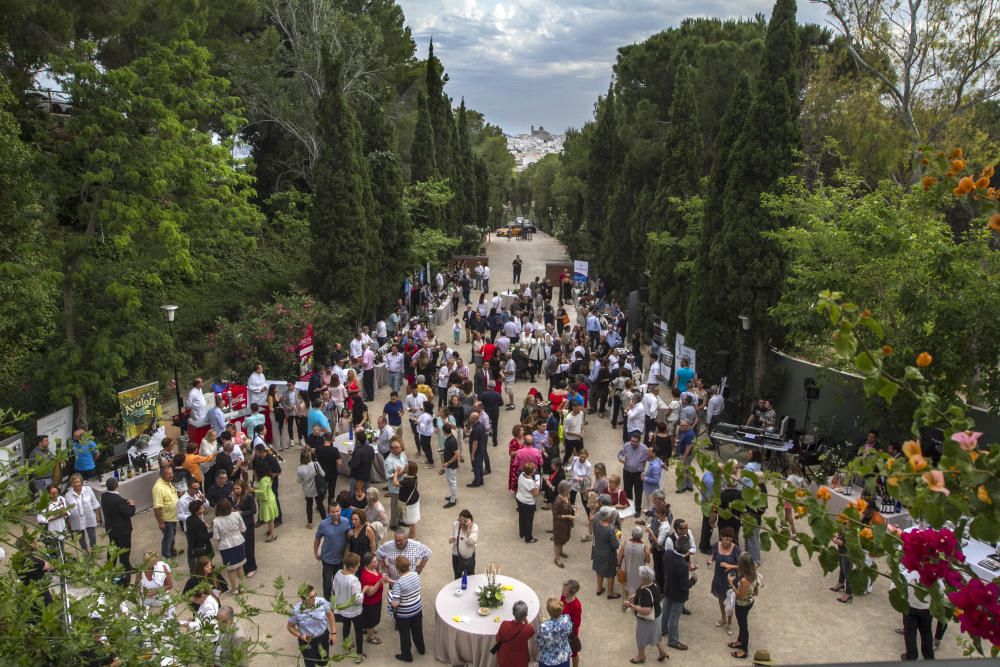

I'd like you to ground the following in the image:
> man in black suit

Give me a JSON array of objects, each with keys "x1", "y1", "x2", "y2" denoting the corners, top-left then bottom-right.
[
  {"x1": 662, "y1": 530, "x2": 698, "y2": 651},
  {"x1": 467, "y1": 413, "x2": 487, "y2": 487},
  {"x1": 473, "y1": 364, "x2": 493, "y2": 396},
  {"x1": 478, "y1": 389, "x2": 503, "y2": 448},
  {"x1": 100, "y1": 477, "x2": 136, "y2": 586}
]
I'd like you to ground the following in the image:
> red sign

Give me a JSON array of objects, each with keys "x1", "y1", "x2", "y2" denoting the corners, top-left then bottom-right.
[{"x1": 298, "y1": 324, "x2": 314, "y2": 381}]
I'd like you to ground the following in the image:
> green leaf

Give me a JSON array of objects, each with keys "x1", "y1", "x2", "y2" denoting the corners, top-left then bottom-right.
[
  {"x1": 818, "y1": 547, "x2": 840, "y2": 574},
  {"x1": 903, "y1": 366, "x2": 926, "y2": 382},
  {"x1": 970, "y1": 514, "x2": 1000, "y2": 543},
  {"x1": 790, "y1": 545, "x2": 802, "y2": 567},
  {"x1": 889, "y1": 584, "x2": 910, "y2": 614},
  {"x1": 877, "y1": 377, "x2": 900, "y2": 403},
  {"x1": 759, "y1": 530, "x2": 772, "y2": 552}
]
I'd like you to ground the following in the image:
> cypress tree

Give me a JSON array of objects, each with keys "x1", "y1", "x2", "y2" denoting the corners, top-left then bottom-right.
[
  {"x1": 360, "y1": 98, "x2": 410, "y2": 314},
  {"x1": 474, "y1": 157, "x2": 490, "y2": 228},
  {"x1": 310, "y1": 52, "x2": 377, "y2": 320},
  {"x1": 424, "y1": 40, "x2": 457, "y2": 231},
  {"x1": 410, "y1": 91, "x2": 436, "y2": 184},
  {"x1": 715, "y1": 0, "x2": 800, "y2": 395},
  {"x1": 649, "y1": 58, "x2": 703, "y2": 331},
  {"x1": 585, "y1": 84, "x2": 621, "y2": 262},
  {"x1": 455, "y1": 99, "x2": 478, "y2": 227},
  {"x1": 686, "y1": 74, "x2": 750, "y2": 355}
]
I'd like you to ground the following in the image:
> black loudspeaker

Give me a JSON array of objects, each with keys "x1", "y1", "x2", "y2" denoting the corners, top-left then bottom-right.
[
  {"x1": 714, "y1": 350, "x2": 731, "y2": 380},
  {"x1": 803, "y1": 377, "x2": 820, "y2": 401}
]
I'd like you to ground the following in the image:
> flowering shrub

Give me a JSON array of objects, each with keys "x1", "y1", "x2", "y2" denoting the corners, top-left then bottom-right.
[{"x1": 212, "y1": 291, "x2": 348, "y2": 379}]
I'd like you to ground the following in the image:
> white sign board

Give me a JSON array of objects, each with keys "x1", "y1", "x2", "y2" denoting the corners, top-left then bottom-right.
[
  {"x1": 37, "y1": 405, "x2": 74, "y2": 452},
  {"x1": 0, "y1": 433, "x2": 25, "y2": 483},
  {"x1": 674, "y1": 332, "x2": 697, "y2": 375},
  {"x1": 573, "y1": 260, "x2": 589, "y2": 285}
]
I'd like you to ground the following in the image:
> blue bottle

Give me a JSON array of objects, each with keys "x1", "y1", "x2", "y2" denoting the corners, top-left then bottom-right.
[
  {"x1": 114, "y1": 468, "x2": 120, "y2": 481},
  {"x1": 461, "y1": 570, "x2": 468, "y2": 590},
  {"x1": 348, "y1": 427, "x2": 354, "y2": 442}
]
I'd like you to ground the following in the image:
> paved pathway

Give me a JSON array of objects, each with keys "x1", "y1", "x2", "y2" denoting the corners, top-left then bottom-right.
[{"x1": 120, "y1": 231, "x2": 962, "y2": 665}]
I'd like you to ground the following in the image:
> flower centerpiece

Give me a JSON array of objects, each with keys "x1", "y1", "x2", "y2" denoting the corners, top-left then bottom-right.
[{"x1": 476, "y1": 561, "x2": 505, "y2": 609}]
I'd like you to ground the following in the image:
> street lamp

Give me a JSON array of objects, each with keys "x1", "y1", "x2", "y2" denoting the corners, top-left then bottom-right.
[
  {"x1": 160, "y1": 304, "x2": 184, "y2": 433},
  {"x1": 738, "y1": 314, "x2": 751, "y2": 331}
]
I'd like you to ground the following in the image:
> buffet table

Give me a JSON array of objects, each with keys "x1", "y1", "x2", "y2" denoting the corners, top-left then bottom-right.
[
  {"x1": 433, "y1": 574, "x2": 540, "y2": 667},
  {"x1": 815, "y1": 477, "x2": 913, "y2": 529},
  {"x1": 86, "y1": 468, "x2": 159, "y2": 513},
  {"x1": 332, "y1": 433, "x2": 386, "y2": 483},
  {"x1": 433, "y1": 300, "x2": 453, "y2": 326}
]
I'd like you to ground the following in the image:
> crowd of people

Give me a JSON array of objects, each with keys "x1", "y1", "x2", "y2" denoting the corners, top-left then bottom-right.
[{"x1": 19, "y1": 253, "x2": 811, "y2": 667}]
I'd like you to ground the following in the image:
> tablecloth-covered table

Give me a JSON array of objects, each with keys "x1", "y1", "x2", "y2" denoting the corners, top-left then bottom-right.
[
  {"x1": 499, "y1": 291, "x2": 519, "y2": 310},
  {"x1": 816, "y1": 477, "x2": 913, "y2": 529},
  {"x1": 433, "y1": 300, "x2": 453, "y2": 326},
  {"x1": 86, "y1": 468, "x2": 159, "y2": 513},
  {"x1": 434, "y1": 574, "x2": 540, "y2": 667},
  {"x1": 332, "y1": 433, "x2": 386, "y2": 484}
]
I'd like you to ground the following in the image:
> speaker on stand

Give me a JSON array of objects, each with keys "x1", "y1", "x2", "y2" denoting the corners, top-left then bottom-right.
[{"x1": 803, "y1": 378, "x2": 820, "y2": 433}]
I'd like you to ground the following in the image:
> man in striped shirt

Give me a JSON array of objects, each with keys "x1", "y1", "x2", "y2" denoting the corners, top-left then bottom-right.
[
  {"x1": 376, "y1": 529, "x2": 432, "y2": 580},
  {"x1": 389, "y1": 555, "x2": 425, "y2": 661}
]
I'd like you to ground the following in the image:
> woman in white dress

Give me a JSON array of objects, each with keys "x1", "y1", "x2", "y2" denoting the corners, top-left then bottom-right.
[{"x1": 64, "y1": 473, "x2": 102, "y2": 553}]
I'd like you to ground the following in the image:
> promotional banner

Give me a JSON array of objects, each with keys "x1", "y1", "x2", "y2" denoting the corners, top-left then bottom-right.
[
  {"x1": 0, "y1": 433, "x2": 25, "y2": 482},
  {"x1": 674, "y1": 332, "x2": 697, "y2": 375},
  {"x1": 36, "y1": 405, "x2": 74, "y2": 451},
  {"x1": 573, "y1": 260, "x2": 589, "y2": 285},
  {"x1": 117, "y1": 382, "x2": 163, "y2": 441},
  {"x1": 298, "y1": 324, "x2": 314, "y2": 381}
]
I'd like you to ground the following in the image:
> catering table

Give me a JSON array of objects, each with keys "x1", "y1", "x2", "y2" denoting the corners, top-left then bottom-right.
[
  {"x1": 499, "y1": 291, "x2": 519, "y2": 310},
  {"x1": 434, "y1": 574, "x2": 540, "y2": 667},
  {"x1": 433, "y1": 300, "x2": 453, "y2": 326},
  {"x1": 332, "y1": 433, "x2": 386, "y2": 484},
  {"x1": 374, "y1": 363, "x2": 388, "y2": 390},
  {"x1": 86, "y1": 468, "x2": 159, "y2": 513},
  {"x1": 815, "y1": 478, "x2": 913, "y2": 529},
  {"x1": 965, "y1": 537, "x2": 1000, "y2": 581}
]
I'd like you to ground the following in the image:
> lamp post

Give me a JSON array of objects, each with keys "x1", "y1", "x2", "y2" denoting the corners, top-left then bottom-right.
[
  {"x1": 738, "y1": 314, "x2": 752, "y2": 421},
  {"x1": 161, "y1": 304, "x2": 184, "y2": 434}
]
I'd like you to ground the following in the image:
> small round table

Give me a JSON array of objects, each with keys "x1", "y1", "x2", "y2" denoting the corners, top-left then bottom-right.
[{"x1": 433, "y1": 574, "x2": 540, "y2": 667}]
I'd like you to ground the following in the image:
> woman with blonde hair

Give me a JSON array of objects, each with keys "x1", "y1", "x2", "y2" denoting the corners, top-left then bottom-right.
[
  {"x1": 536, "y1": 597, "x2": 573, "y2": 667},
  {"x1": 200, "y1": 429, "x2": 219, "y2": 457},
  {"x1": 729, "y1": 552, "x2": 759, "y2": 659}
]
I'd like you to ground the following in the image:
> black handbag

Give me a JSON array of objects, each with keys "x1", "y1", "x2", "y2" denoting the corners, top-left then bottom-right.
[{"x1": 568, "y1": 634, "x2": 582, "y2": 652}]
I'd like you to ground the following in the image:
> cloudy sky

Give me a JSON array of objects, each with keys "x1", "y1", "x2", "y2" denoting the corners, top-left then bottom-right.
[{"x1": 398, "y1": 0, "x2": 829, "y2": 134}]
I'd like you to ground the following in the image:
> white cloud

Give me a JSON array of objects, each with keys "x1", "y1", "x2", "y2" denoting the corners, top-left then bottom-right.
[{"x1": 397, "y1": 0, "x2": 830, "y2": 133}]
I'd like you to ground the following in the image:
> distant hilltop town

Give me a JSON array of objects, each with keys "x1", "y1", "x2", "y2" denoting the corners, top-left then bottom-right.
[{"x1": 506, "y1": 125, "x2": 565, "y2": 171}]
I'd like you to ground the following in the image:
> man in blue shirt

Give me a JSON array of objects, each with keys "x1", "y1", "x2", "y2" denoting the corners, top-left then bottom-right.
[
  {"x1": 242, "y1": 403, "x2": 266, "y2": 441},
  {"x1": 674, "y1": 358, "x2": 696, "y2": 393},
  {"x1": 314, "y1": 502, "x2": 351, "y2": 600},
  {"x1": 71, "y1": 428, "x2": 99, "y2": 479},
  {"x1": 207, "y1": 397, "x2": 227, "y2": 435},
  {"x1": 307, "y1": 399, "x2": 331, "y2": 435},
  {"x1": 382, "y1": 392, "x2": 404, "y2": 431}
]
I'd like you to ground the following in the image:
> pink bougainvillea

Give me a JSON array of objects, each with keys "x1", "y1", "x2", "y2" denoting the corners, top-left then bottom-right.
[
  {"x1": 900, "y1": 528, "x2": 966, "y2": 587},
  {"x1": 947, "y1": 579, "x2": 1000, "y2": 648}
]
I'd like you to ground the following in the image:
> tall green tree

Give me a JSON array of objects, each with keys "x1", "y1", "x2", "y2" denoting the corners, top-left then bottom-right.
[
  {"x1": 648, "y1": 58, "x2": 703, "y2": 330},
  {"x1": 686, "y1": 74, "x2": 750, "y2": 356},
  {"x1": 454, "y1": 99, "x2": 478, "y2": 227},
  {"x1": 716, "y1": 0, "x2": 801, "y2": 396},
  {"x1": 585, "y1": 85, "x2": 621, "y2": 264},
  {"x1": 424, "y1": 40, "x2": 457, "y2": 231},
  {"x1": 410, "y1": 91, "x2": 436, "y2": 183},
  {"x1": 360, "y1": 97, "x2": 410, "y2": 314},
  {"x1": 311, "y1": 53, "x2": 377, "y2": 321}
]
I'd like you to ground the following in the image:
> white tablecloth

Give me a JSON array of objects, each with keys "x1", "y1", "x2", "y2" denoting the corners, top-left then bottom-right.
[
  {"x1": 965, "y1": 538, "x2": 1000, "y2": 581},
  {"x1": 819, "y1": 478, "x2": 913, "y2": 529},
  {"x1": 332, "y1": 433, "x2": 386, "y2": 484},
  {"x1": 86, "y1": 468, "x2": 159, "y2": 513},
  {"x1": 433, "y1": 300, "x2": 453, "y2": 326},
  {"x1": 499, "y1": 291, "x2": 519, "y2": 310},
  {"x1": 434, "y1": 574, "x2": 540, "y2": 667}
]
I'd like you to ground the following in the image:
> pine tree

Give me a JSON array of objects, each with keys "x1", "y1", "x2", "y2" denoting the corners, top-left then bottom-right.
[
  {"x1": 715, "y1": 0, "x2": 800, "y2": 394},
  {"x1": 360, "y1": 97, "x2": 410, "y2": 314},
  {"x1": 686, "y1": 74, "x2": 750, "y2": 356},
  {"x1": 410, "y1": 91, "x2": 436, "y2": 184},
  {"x1": 311, "y1": 52, "x2": 378, "y2": 320},
  {"x1": 648, "y1": 58, "x2": 703, "y2": 331}
]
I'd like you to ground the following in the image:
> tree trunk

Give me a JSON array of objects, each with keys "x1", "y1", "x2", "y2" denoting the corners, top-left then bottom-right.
[
  {"x1": 752, "y1": 329, "x2": 769, "y2": 398},
  {"x1": 62, "y1": 259, "x2": 86, "y2": 424}
]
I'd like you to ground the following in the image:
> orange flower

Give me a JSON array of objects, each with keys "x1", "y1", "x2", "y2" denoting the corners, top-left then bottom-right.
[
  {"x1": 795, "y1": 504, "x2": 808, "y2": 518},
  {"x1": 882, "y1": 345, "x2": 893, "y2": 356},
  {"x1": 970, "y1": 450, "x2": 980, "y2": 463},
  {"x1": 976, "y1": 177, "x2": 990, "y2": 189},
  {"x1": 978, "y1": 485, "x2": 992, "y2": 504},
  {"x1": 916, "y1": 352, "x2": 933, "y2": 367},
  {"x1": 945, "y1": 170, "x2": 955, "y2": 179},
  {"x1": 816, "y1": 486, "x2": 832, "y2": 502},
  {"x1": 902, "y1": 440, "x2": 922, "y2": 458},
  {"x1": 951, "y1": 147, "x2": 964, "y2": 159},
  {"x1": 860, "y1": 527, "x2": 874, "y2": 540},
  {"x1": 795, "y1": 488, "x2": 807, "y2": 499},
  {"x1": 853, "y1": 498, "x2": 868, "y2": 514},
  {"x1": 885, "y1": 457, "x2": 894, "y2": 470},
  {"x1": 956, "y1": 176, "x2": 976, "y2": 194},
  {"x1": 982, "y1": 165, "x2": 995, "y2": 179},
  {"x1": 920, "y1": 158, "x2": 929, "y2": 166},
  {"x1": 951, "y1": 159, "x2": 966, "y2": 172},
  {"x1": 860, "y1": 309, "x2": 872, "y2": 318},
  {"x1": 922, "y1": 470, "x2": 950, "y2": 495},
  {"x1": 887, "y1": 476, "x2": 899, "y2": 487},
  {"x1": 989, "y1": 213, "x2": 1000, "y2": 234},
  {"x1": 836, "y1": 512, "x2": 849, "y2": 525},
  {"x1": 909, "y1": 454, "x2": 928, "y2": 471}
]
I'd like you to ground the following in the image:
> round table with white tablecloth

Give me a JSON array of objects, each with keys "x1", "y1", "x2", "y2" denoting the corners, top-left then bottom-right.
[
  {"x1": 434, "y1": 574, "x2": 540, "y2": 667},
  {"x1": 332, "y1": 432, "x2": 386, "y2": 483}
]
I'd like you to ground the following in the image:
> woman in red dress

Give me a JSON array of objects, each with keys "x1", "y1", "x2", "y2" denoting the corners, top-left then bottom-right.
[
  {"x1": 507, "y1": 425, "x2": 526, "y2": 493},
  {"x1": 495, "y1": 600, "x2": 535, "y2": 667},
  {"x1": 560, "y1": 578, "x2": 583, "y2": 667}
]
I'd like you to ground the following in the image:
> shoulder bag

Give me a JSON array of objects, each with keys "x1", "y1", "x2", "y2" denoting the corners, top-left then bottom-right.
[{"x1": 490, "y1": 622, "x2": 524, "y2": 655}]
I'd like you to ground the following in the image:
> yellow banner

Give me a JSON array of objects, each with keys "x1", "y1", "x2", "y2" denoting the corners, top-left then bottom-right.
[{"x1": 117, "y1": 381, "x2": 162, "y2": 440}]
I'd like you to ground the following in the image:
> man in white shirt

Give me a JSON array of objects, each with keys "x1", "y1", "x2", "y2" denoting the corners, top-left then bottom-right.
[
  {"x1": 495, "y1": 333, "x2": 511, "y2": 356},
  {"x1": 404, "y1": 385, "x2": 425, "y2": 444},
  {"x1": 642, "y1": 385, "x2": 660, "y2": 443},
  {"x1": 705, "y1": 386, "x2": 725, "y2": 434},
  {"x1": 435, "y1": 272, "x2": 444, "y2": 291},
  {"x1": 481, "y1": 264, "x2": 491, "y2": 292},
  {"x1": 648, "y1": 356, "x2": 662, "y2": 388},
  {"x1": 375, "y1": 319, "x2": 388, "y2": 346},
  {"x1": 626, "y1": 394, "x2": 647, "y2": 439},
  {"x1": 349, "y1": 332, "x2": 364, "y2": 362},
  {"x1": 437, "y1": 363, "x2": 451, "y2": 407},
  {"x1": 491, "y1": 292, "x2": 501, "y2": 311},
  {"x1": 176, "y1": 483, "x2": 204, "y2": 528},
  {"x1": 331, "y1": 359, "x2": 348, "y2": 386},
  {"x1": 474, "y1": 263, "x2": 484, "y2": 290},
  {"x1": 187, "y1": 378, "x2": 207, "y2": 426},
  {"x1": 385, "y1": 345, "x2": 405, "y2": 394},
  {"x1": 247, "y1": 364, "x2": 267, "y2": 406},
  {"x1": 361, "y1": 344, "x2": 376, "y2": 401}
]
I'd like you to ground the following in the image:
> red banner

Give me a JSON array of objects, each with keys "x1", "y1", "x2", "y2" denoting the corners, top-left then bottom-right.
[{"x1": 298, "y1": 324, "x2": 314, "y2": 381}]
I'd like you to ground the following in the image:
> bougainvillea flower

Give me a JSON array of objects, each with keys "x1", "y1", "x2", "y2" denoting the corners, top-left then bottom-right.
[
  {"x1": 951, "y1": 431, "x2": 983, "y2": 451},
  {"x1": 901, "y1": 528, "x2": 966, "y2": 587},
  {"x1": 902, "y1": 440, "x2": 922, "y2": 458},
  {"x1": 922, "y1": 470, "x2": 950, "y2": 495},
  {"x1": 908, "y1": 454, "x2": 929, "y2": 471},
  {"x1": 946, "y1": 578, "x2": 1000, "y2": 647}
]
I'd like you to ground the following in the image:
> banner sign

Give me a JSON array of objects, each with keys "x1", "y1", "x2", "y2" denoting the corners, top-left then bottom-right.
[
  {"x1": 573, "y1": 260, "x2": 589, "y2": 285},
  {"x1": 674, "y1": 332, "x2": 697, "y2": 375},
  {"x1": 298, "y1": 324, "x2": 314, "y2": 381},
  {"x1": 0, "y1": 433, "x2": 25, "y2": 482},
  {"x1": 37, "y1": 405, "x2": 74, "y2": 452},
  {"x1": 117, "y1": 382, "x2": 163, "y2": 441}
]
